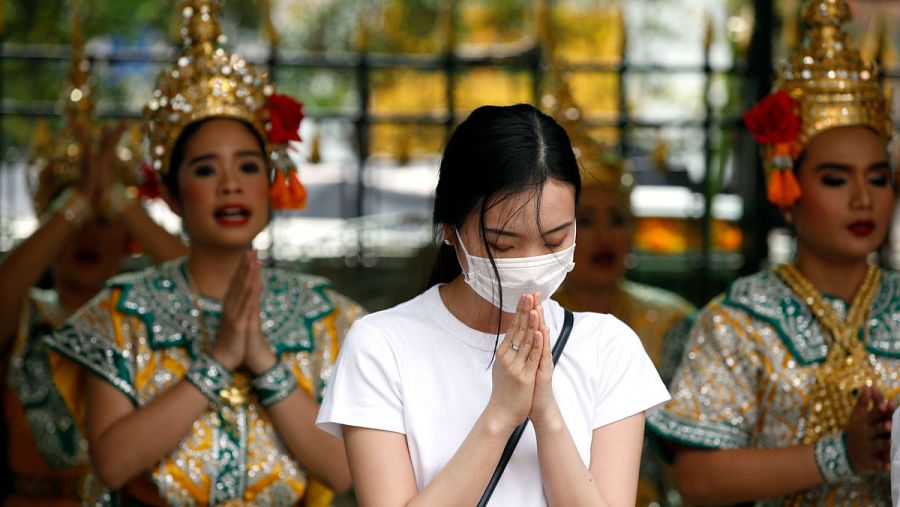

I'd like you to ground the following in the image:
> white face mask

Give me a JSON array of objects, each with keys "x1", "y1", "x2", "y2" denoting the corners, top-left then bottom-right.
[{"x1": 455, "y1": 229, "x2": 576, "y2": 313}]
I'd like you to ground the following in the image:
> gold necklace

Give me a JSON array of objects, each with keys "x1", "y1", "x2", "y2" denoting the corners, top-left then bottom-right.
[
  {"x1": 776, "y1": 264, "x2": 881, "y2": 440},
  {"x1": 778, "y1": 264, "x2": 881, "y2": 506},
  {"x1": 777, "y1": 264, "x2": 880, "y2": 353}
]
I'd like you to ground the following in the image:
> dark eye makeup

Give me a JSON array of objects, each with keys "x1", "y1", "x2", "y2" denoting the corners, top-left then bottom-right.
[
  {"x1": 820, "y1": 175, "x2": 845, "y2": 187},
  {"x1": 192, "y1": 165, "x2": 215, "y2": 177},
  {"x1": 240, "y1": 162, "x2": 261, "y2": 174}
]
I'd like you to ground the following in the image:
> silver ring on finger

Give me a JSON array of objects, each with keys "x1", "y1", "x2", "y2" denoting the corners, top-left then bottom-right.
[{"x1": 510, "y1": 342, "x2": 521, "y2": 351}]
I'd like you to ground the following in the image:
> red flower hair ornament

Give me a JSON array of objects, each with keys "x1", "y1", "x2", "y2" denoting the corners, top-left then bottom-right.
[
  {"x1": 267, "y1": 94, "x2": 307, "y2": 210},
  {"x1": 743, "y1": 91, "x2": 803, "y2": 208}
]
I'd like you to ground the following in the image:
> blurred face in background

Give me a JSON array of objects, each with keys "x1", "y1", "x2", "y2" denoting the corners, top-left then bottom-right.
[
  {"x1": 52, "y1": 218, "x2": 128, "y2": 293},
  {"x1": 569, "y1": 184, "x2": 632, "y2": 289},
  {"x1": 790, "y1": 126, "x2": 894, "y2": 264}
]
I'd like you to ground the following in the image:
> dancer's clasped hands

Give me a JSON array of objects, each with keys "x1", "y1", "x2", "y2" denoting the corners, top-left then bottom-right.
[{"x1": 212, "y1": 250, "x2": 277, "y2": 374}]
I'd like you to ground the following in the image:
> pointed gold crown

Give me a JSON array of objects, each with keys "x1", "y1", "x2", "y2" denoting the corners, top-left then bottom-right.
[
  {"x1": 145, "y1": 0, "x2": 276, "y2": 176},
  {"x1": 27, "y1": 3, "x2": 138, "y2": 215},
  {"x1": 536, "y1": 0, "x2": 631, "y2": 194},
  {"x1": 775, "y1": 0, "x2": 891, "y2": 146}
]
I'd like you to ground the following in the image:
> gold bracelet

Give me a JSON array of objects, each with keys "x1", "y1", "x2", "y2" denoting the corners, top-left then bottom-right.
[
  {"x1": 100, "y1": 182, "x2": 139, "y2": 221},
  {"x1": 44, "y1": 187, "x2": 92, "y2": 227}
]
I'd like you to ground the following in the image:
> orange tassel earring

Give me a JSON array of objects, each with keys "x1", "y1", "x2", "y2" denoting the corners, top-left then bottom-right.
[
  {"x1": 767, "y1": 169, "x2": 802, "y2": 208},
  {"x1": 782, "y1": 170, "x2": 801, "y2": 204},
  {"x1": 286, "y1": 167, "x2": 307, "y2": 209},
  {"x1": 765, "y1": 142, "x2": 802, "y2": 208},
  {"x1": 270, "y1": 169, "x2": 289, "y2": 210}
]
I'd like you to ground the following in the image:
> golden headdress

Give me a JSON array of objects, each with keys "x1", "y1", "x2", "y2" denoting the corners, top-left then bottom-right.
[
  {"x1": 27, "y1": 3, "x2": 139, "y2": 215},
  {"x1": 743, "y1": 0, "x2": 892, "y2": 207},
  {"x1": 145, "y1": 0, "x2": 307, "y2": 209},
  {"x1": 536, "y1": 0, "x2": 632, "y2": 195}
]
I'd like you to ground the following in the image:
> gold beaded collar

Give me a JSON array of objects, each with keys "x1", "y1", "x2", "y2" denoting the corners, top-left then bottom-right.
[
  {"x1": 776, "y1": 264, "x2": 881, "y2": 352},
  {"x1": 721, "y1": 268, "x2": 900, "y2": 365}
]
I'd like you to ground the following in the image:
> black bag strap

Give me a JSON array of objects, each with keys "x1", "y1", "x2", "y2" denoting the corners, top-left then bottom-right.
[{"x1": 476, "y1": 309, "x2": 575, "y2": 507}]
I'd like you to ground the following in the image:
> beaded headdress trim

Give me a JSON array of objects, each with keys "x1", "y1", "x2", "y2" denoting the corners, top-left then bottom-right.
[
  {"x1": 144, "y1": 0, "x2": 307, "y2": 209},
  {"x1": 743, "y1": 0, "x2": 892, "y2": 208}
]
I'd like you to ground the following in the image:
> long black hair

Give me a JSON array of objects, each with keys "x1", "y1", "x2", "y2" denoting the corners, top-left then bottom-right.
[{"x1": 427, "y1": 103, "x2": 581, "y2": 313}]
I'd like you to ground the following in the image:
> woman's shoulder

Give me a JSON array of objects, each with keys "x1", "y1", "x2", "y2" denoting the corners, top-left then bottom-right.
[
  {"x1": 350, "y1": 288, "x2": 435, "y2": 335},
  {"x1": 876, "y1": 269, "x2": 900, "y2": 311},
  {"x1": 342, "y1": 286, "x2": 457, "y2": 354},
  {"x1": 262, "y1": 265, "x2": 363, "y2": 319},
  {"x1": 83, "y1": 258, "x2": 190, "y2": 323},
  {"x1": 104, "y1": 257, "x2": 183, "y2": 291},
  {"x1": 687, "y1": 269, "x2": 780, "y2": 323},
  {"x1": 864, "y1": 268, "x2": 899, "y2": 357}
]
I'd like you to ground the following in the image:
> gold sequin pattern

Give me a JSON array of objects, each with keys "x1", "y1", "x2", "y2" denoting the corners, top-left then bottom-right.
[
  {"x1": 775, "y1": 0, "x2": 892, "y2": 148},
  {"x1": 46, "y1": 260, "x2": 364, "y2": 505}
]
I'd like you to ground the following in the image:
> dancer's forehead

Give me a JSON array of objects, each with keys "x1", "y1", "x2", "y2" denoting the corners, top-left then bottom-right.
[{"x1": 798, "y1": 126, "x2": 888, "y2": 176}]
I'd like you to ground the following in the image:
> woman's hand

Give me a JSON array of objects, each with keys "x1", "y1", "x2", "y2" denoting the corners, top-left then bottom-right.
[
  {"x1": 529, "y1": 296, "x2": 561, "y2": 428},
  {"x1": 94, "y1": 122, "x2": 127, "y2": 199},
  {"x1": 210, "y1": 252, "x2": 256, "y2": 370},
  {"x1": 845, "y1": 386, "x2": 893, "y2": 474},
  {"x1": 244, "y1": 252, "x2": 277, "y2": 375},
  {"x1": 75, "y1": 120, "x2": 127, "y2": 204},
  {"x1": 484, "y1": 293, "x2": 544, "y2": 433}
]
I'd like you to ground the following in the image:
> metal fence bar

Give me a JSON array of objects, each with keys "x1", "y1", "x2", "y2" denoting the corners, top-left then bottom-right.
[
  {"x1": 0, "y1": 102, "x2": 749, "y2": 129},
  {"x1": 0, "y1": 27, "x2": 5, "y2": 244},
  {"x1": 617, "y1": 12, "x2": 629, "y2": 160},
  {"x1": 699, "y1": 20, "x2": 715, "y2": 300},
  {"x1": 1, "y1": 42, "x2": 752, "y2": 74}
]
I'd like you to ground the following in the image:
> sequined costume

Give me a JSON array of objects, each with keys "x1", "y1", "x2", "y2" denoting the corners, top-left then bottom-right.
[
  {"x1": 45, "y1": 259, "x2": 362, "y2": 506},
  {"x1": 555, "y1": 281, "x2": 695, "y2": 506},
  {"x1": 646, "y1": 0, "x2": 898, "y2": 502},
  {"x1": 647, "y1": 269, "x2": 900, "y2": 505},
  {"x1": 3, "y1": 289, "x2": 88, "y2": 506}
]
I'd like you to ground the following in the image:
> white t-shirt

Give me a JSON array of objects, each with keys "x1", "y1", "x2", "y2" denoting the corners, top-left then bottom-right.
[{"x1": 317, "y1": 285, "x2": 670, "y2": 506}]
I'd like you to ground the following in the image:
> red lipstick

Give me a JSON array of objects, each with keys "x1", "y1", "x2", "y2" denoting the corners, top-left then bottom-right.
[
  {"x1": 590, "y1": 249, "x2": 618, "y2": 268},
  {"x1": 847, "y1": 220, "x2": 875, "y2": 238},
  {"x1": 214, "y1": 205, "x2": 251, "y2": 226}
]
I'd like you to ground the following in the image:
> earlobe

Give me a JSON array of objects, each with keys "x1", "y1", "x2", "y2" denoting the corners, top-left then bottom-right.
[{"x1": 442, "y1": 224, "x2": 454, "y2": 246}]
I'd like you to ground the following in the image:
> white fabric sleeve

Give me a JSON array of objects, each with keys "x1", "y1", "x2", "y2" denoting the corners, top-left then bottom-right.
[
  {"x1": 316, "y1": 318, "x2": 404, "y2": 439},
  {"x1": 592, "y1": 315, "x2": 671, "y2": 429}
]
